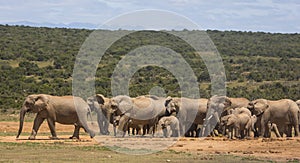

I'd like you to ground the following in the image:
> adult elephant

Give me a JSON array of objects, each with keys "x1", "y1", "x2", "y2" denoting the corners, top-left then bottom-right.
[
  {"x1": 164, "y1": 97, "x2": 208, "y2": 137},
  {"x1": 105, "y1": 95, "x2": 166, "y2": 137},
  {"x1": 202, "y1": 95, "x2": 250, "y2": 136},
  {"x1": 87, "y1": 94, "x2": 114, "y2": 135},
  {"x1": 16, "y1": 94, "x2": 95, "y2": 140},
  {"x1": 248, "y1": 99, "x2": 299, "y2": 137}
]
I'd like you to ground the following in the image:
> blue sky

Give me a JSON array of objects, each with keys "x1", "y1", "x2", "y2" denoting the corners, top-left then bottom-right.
[{"x1": 0, "y1": 0, "x2": 299, "y2": 33}]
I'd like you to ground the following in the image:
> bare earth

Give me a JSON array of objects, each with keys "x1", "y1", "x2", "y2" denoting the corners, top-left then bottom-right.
[{"x1": 1, "y1": 121, "x2": 300, "y2": 161}]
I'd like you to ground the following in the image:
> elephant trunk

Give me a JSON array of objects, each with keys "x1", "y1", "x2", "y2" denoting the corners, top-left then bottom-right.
[{"x1": 16, "y1": 106, "x2": 27, "y2": 138}]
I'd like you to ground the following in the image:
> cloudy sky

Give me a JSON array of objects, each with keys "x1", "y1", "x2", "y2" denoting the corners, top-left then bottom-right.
[{"x1": 0, "y1": 0, "x2": 299, "y2": 33}]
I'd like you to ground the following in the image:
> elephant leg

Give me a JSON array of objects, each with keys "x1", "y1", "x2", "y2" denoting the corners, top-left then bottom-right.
[
  {"x1": 113, "y1": 119, "x2": 117, "y2": 136},
  {"x1": 29, "y1": 115, "x2": 45, "y2": 140},
  {"x1": 272, "y1": 124, "x2": 281, "y2": 138},
  {"x1": 286, "y1": 125, "x2": 292, "y2": 137},
  {"x1": 162, "y1": 128, "x2": 168, "y2": 137},
  {"x1": 148, "y1": 125, "x2": 155, "y2": 136},
  {"x1": 70, "y1": 125, "x2": 80, "y2": 139},
  {"x1": 235, "y1": 127, "x2": 240, "y2": 139},
  {"x1": 228, "y1": 126, "x2": 233, "y2": 139},
  {"x1": 78, "y1": 109, "x2": 96, "y2": 138},
  {"x1": 222, "y1": 125, "x2": 226, "y2": 136},
  {"x1": 253, "y1": 123, "x2": 259, "y2": 137},
  {"x1": 142, "y1": 125, "x2": 147, "y2": 135},
  {"x1": 103, "y1": 119, "x2": 110, "y2": 135},
  {"x1": 240, "y1": 129, "x2": 245, "y2": 139},
  {"x1": 196, "y1": 128, "x2": 201, "y2": 137},
  {"x1": 292, "y1": 115, "x2": 299, "y2": 137},
  {"x1": 127, "y1": 126, "x2": 131, "y2": 136},
  {"x1": 117, "y1": 115, "x2": 129, "y2": 137},
  {"x1": 175, "y1": 124, "x2": 181, "y2": 137},
  {"x1": 261, "y1": 120, "x2": 268, "y2": 138},
  {"x1": 97, "y1": 111, "x2": 105, "y2": 135},
  {"x1": 46, "y1": 118, "x2": 59, "y2": 139},
  {"x1": 179, "y1": 122, "x2": 185, "y2": 137}
]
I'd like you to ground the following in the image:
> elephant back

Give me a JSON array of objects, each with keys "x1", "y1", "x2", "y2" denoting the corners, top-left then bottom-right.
[
  {"x1": 133, "y1": 96, "x2": 153, "y2": 109},
  {"x1": 229, "y1": 98, "x2": 250, "y2": 108}
]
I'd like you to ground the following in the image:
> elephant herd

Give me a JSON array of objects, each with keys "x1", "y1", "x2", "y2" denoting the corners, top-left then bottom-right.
[{"x1": 16, "y1": 94, "x2": 300, "y2": 140}]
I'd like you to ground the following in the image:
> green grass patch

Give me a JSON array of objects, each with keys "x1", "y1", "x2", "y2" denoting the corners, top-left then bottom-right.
[{"x1": 0, "y1": 141, "x2": 267, "y2": 163}]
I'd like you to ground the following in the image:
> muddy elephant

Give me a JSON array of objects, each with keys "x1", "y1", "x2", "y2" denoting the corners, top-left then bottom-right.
[
  {"x1": 107, "y1": 95, "x2": 166, "y2": 137},
  {"x1": 16, "y1": 94, "x2": 95, "y2": 139},
  {"x1": 202, "y1": 95, "x2": 250, "y2": 136},
  {"x1": 164, "y1": 97, "x2": 208, "y2": 137},
  {"x1": 87, "y1": 94, "x2": 114, "y2": 135},
  {"x1": 248, "y1": 99, "x2": 299, "y2": 137},
  {"x1": 157, "y1": 116, "x2": 180, "y2": 137}
]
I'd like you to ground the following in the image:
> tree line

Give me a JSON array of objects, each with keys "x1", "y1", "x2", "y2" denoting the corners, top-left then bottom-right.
[{"x1": 0, "y1": 25, "x2": 299, "y2": 111}]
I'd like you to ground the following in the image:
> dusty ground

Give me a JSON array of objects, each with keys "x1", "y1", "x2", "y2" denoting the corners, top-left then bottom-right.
[{"x1": 1, "y1": 121, "x2": 300, "y2": 162}]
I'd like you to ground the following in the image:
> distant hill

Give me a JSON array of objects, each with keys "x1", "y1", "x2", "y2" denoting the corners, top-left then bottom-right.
[
  {"x1": 4, "y1": 21, "x2": 98, "y2": 29},
  {"x1": 0, "y1": 25, "x2": 299, "y2": 111}
]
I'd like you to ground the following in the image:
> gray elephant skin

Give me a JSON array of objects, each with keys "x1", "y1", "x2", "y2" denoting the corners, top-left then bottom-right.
[
  {"x1": 248, "y1": 99, "x2": 299, "y2": 137},
  {"x1": 158, "y1": 116, "x2": 180, "y2": 137},
  {"x1": 165, "y1": 97, "x2": 208, "y2": 137},
  {"x1": 202, "y1": 95, "x2": 250, "y2": 136},
  {"x1": 17, "y1": 94, "x2": 95, "y2": 139},
  {"x1": 87, "y1": 94, "x2": 113, "y2": 135},
  {"x1": 220, "y1": 110, "x2": 255, "y2": 139},
  {"x1": 109, "y1": 95, "x2": 166, "y2": 137}
]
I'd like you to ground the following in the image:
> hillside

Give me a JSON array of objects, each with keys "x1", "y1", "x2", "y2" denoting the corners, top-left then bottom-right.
[{"x1": 0, "y1": 25, "x2": 299, "y2": 111}]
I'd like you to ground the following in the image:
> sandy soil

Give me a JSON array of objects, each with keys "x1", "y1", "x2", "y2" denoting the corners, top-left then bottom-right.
[{"x1": 1, "y1": 121, "x2": 300, "y2": 161}]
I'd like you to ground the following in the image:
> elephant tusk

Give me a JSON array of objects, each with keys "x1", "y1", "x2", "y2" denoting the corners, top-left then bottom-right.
[{"x1": 207, "y1": 114, "x2": 213, "y2": 121}]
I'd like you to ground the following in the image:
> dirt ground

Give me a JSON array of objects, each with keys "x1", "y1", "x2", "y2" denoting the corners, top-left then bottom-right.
[{"x1": 1, "y1": 121, "x2": 300, "y2": 162}]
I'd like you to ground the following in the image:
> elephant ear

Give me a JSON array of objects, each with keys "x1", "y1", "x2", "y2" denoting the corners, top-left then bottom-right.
[
  {"x1": 255, "y1": 99, "x2": 269, "y2": 112},
  {"x1": 224, "y1": 97, "x2": 232, "y2": 108},
  {"x1": 116, "y1": 96, "x2": 133, "y2": 114},
  {"x1": 95, "y1": 94, "x2": 106, "y2": 105},
  {"x1": 32, "y1": 94, "x2": 49, "y2": 113},
  {"x1": 173, "y1": 99, "x2": 181, "y2": 113},
  {"x1": 165, "y1": 96, "x2": 173, "y2": 107}
]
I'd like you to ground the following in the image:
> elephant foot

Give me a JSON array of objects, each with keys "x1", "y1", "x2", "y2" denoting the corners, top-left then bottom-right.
[
  {"x1": 49, "y1": 136, "x2": 59, "y2": 140},
  {"x1": 90, "y1": 132, "x2": 96, "y2": 138},
  {"x1": 69, "y1": 136, "x2": 80, "y2": 139}
]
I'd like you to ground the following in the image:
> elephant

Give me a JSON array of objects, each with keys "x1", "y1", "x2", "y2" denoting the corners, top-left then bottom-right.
[
  {"x1": 296, "y1": 100, "x2": 300, "y2": 109},
  {"x1": 87, "y1": 94, "x2": 114, "y2": 135},
  {"x1": 157, "y1": 116, "x2": 180, "y2": 137},
  {"x1": 16, "y1": 94, "x2": 95, "y2": 140},
  {"x1": 246, "y1": 115, "x2": 257, "y2": 137},
  {"x1": 218, "y1": 107, "x2": 253, "y2": 137},
  {"x1": 106, "y1": 95, "x2": 167, "y2": 137},
  {"x1": 227, "y1": 107, "x2": 251, "y2": 117},
  {"x1": 220, "y1": 112, "x2": 251, "y2": 139},
  {"x1": 202, "y1": 95, "x2": 250, "y2": 136},
  {"x1": 248, "y1": 99, "x2": 299, "y2": 137},
  {"x1": 208, "y1": 95, "x2": 250, "y2": 118},
  {"x1": 164, "y1": 96, "x2": 208, "y2": 137}
]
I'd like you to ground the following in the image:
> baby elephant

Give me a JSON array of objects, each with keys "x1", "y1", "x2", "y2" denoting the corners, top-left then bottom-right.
[
  {"x1": 220, "y1": 113, "x2": 252, "y2": 139},
  {"x1": 158, "y1": 116, "x2": 180, "y2": 137}
]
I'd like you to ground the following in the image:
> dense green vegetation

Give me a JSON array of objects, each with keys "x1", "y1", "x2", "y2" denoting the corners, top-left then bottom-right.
[{"x1": 0, "y1": 24, "x2": 299, "y2": 111}]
